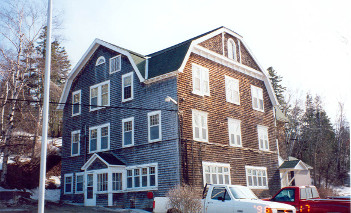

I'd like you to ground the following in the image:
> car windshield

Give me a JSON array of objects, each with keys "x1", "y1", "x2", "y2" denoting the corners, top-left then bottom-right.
[{"x1": 229, "y1": 186, "x2": 258, "y2": 199}]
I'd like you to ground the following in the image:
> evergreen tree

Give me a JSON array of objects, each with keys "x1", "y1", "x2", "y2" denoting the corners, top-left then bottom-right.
[{"x1": 267, "y1": 67, "x2": 286, "y2": 109}]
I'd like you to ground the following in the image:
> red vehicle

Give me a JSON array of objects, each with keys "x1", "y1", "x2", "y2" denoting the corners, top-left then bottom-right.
[{"x1": 266, "y1": 186, "x2": 350, "y2": 213}]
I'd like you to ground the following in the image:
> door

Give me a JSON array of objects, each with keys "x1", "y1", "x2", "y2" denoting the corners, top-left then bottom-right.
[
  {"x1": 85, "y1": 173, "x2": 96, "y2": 206},
  {"x1": 205, "y1": 187, "x2": 235, "y2": 213}
]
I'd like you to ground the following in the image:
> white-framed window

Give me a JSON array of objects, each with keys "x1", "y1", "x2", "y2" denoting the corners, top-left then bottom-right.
[
  {"x1": 192, "y1": 109, "x2": 208, "y2": 142},
  {"x1": 122, "y1": 117, "x2": 134, "y2": 147},
  {"x1": 203, "y1": 162, "x2": 231, "y2": 185},
  {"x1": 71, "y1": 130, "x2": 80, "y2": 156},
  {"x1": 64, "y1": 173, "x2": 73, "y2": 194},
  {"x1": 227, "y1": 38, "x2": 237, "y2": 61},
  {"x1": 225, "y1": 76, "x2": 240, "y2": 105},
  {"x1": 97, "y1": 173, "x2": 108, "y2": 192},
  {"x1": 251, "y1": 85, "x2": 264, "y2": 112},
  {"x1": 75, "y1": 172, "x2": 84, "y2": 194},
  {"x1": 245, "y1": 166, "x2": 268, "y2": 189},
  {"x1": 122, "y1": 72, "x2": 133, "y2": 102},
  {"x1": 96, "y1": 56, "x2": 106, "y2": 66},
  {"x1": 126, "y1": 163, "x2": 158, "y2": 190},
  {"x1": 192, "y1": 63, "x2": 210, "y2": 96},
  {"x1": 112, "y1": 173, "x2": 122, "y2": 191},
  {"x1": 228, "y1": 118, "x2": 241, "y2": 147},
  {"x1": 90, "y1": 80, "x2": 110, "y2": 111},
  {"x1": 110, "y1": 55, "x2": 121, "y2": 74},
  {"x1": 89, "y1": 123, "x2": 110, "y2": 153},
  {"x1": 72, "y1": 90, "x2": 81, "y2": 116},
  {"x1": 148, "y1": 111, "x2": 162, "y2": 142},
  {"x1": 257, "y1": 125, "x2": 269, "y2": 151}
]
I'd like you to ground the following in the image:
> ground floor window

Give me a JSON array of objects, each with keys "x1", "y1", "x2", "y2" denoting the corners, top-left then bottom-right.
[
  {"x1": 202, "y1": 162, "x2": 230, "y2": 185},
  {"x1": 126, "y1": 163, "x2": 158, "y2": 189},
  {"x1": 64, "y1": 173, "x2": 73, "y2": 194},
  {"x1": 97, "y1": 173, "x2": 108, "y2": 192},
  {"x1": 112, "y1": 173, "x2": 122, "y2": 191},
  {"x1": 75, "y1": 173, "x2": 84, "y2": 193},
  {"x1": 245, "y1": 166, "x2": 268, "y2": 189}
]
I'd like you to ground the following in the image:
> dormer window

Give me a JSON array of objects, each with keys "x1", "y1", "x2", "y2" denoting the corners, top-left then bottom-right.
[
  {"x1": 227, "y1": 39, "x2": 237, "y2": 61},
  {"x1": 96, "y1": 56, "x2": 106, "y2": 66}
]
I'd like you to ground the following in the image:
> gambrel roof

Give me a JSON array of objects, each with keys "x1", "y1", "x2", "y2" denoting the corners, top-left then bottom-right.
[{"x1": 58, "y1": 26, "x2": 278, "y2": 109}]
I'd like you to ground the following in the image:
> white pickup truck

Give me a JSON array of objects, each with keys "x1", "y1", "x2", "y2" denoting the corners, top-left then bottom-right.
[{"x1": 153, "y1": 184, "x2": 296, "y2": 213}]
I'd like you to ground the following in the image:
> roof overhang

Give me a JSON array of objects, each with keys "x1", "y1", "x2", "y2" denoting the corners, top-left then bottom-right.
[
  {"x1": 81, "y1": 153, "x2": 125, "y2": 170},
  {"x1": 279, "y1": 160, "x2": 311, "y2": 171},
  {"x1": 57, "y1": 39, "x2": 145, "y2": 110}
]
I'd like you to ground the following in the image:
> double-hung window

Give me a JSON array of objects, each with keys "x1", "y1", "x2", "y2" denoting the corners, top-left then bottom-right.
[
  {"x1": 110, "y1": 55, "x2": 121, "y2": 74},
  {"x1": 71, "y1": 130, "x2": 80, "y2": 156},
  {"x1": 97, "y1": 173, "x2": 108, "y2": 192},
  {"x1": 203, "y1": 162, "x2": 230, "y2": 185},
  {"x1": 72, "y1": 90, "x2": 81, "y2": 116},
  {"x1": 126, "y1": 164, "x2": 158, "y2": 189},
  {"x1": 112, "y1": 173, "x2": 122, "y2": 191},
  {"x1": 257, "y1": 125, "x2": 269, "y2": 151},
  {"x1": 122, "y1": 117, "x2": 134, "y2": 147},
  {"x1": 245, "y1": 166, "x2": 268, "y2": 189},
  {"x1": 90, "y1": 81, "x2": 110, "y2": 111},
  {"x1": 89, "y1": 123, "x2": 110, "y2": 153},
  {"x1": 228, "y1": 118, "x2": 241, "y2": 147},
  {"x1": 192, "y1": 109, "x2": 208, "y2": 142},
  {"x1": 75, "y1": 173, "x2": 84, "y2": 193},
  {"x1": 251, "y1": 85, "x2": 264, "y2": 111},
  {"x1": 148, "y1": 111, "x2": 162, "y2": 142},
  {"x1": 192, "y1": 63, "x2": 210, "y2": 96},
  {"x1": 122, "y1": 72, "x2": 133, "y2": 102},
  {"x1": 64, "y1": 173, "x2": 73, "y2": 194},
  {"x1": 225, "y1": 76, "x2": 240, "y2": 105}
]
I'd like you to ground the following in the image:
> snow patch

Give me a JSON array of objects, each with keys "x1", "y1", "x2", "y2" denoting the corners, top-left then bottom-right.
[
  {"x1": 334, "y1": 186, "x2": 351, "y2": 196},
  {"x1": 30, "y1": 188, "x2": 60, "y2": 203}
]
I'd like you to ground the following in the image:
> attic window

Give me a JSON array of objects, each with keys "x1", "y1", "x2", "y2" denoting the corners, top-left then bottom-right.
[
  {"x1": 96, "y1": 56, "x2": 106, "y2": 66},
  {"x1": 227, "y1": 39, "x2": 237, "y2": 61},
  {"x1": 110, "y1": 55, "x2": 121, "y2": 74}
]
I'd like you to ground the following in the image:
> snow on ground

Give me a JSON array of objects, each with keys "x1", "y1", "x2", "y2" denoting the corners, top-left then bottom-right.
[
  {"x1": 334, "y1": 186, "x2": 351, "y2": 196},
  {"x1": 30, "y1": 188, "x2": 60, "y2": 203}
]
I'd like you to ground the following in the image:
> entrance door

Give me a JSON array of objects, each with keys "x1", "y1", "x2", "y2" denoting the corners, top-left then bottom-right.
[{"x1": 85, "y1": 173, "x2": 95, "y2": 206}]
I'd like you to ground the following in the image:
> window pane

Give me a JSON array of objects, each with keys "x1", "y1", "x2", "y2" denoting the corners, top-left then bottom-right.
[
  {"x1": 224, "y1": 175, "x2": 230, "y2": 184},
  {"x1": 202, "y1": 128, "x2": 207, "y2": 140},
  {"x1": 142, "y1": 176, "x2": 147, "y2": 187},
  {"x1": 236, "y1": 135, "x2": 241, "y2": 145},
  {"x1": 124, "y1": 86, "x2": 131, "y2": 99},
  {"x1": 150, "y1": 174, "x2": 155, "y2": 186},
  {"x1": 248, "y1": 176, "x2": 253, "y2": 186},
  {"x1": 150, "y1": 126, "x2": 159, "y2": 140},
  {"x1": 90, "y1": 138, "x2": 97, "y2": 151},
  {"x1": 205, "y1": 174, "x2": 211, "y2": 184},
  {"x1": 72, "y1": 142, "x2": 78, "y2": 155},
  {"x1": 124, "y1": 132, "x2": 132, "y2": 145},
  {"x1": 91, "y1": 97, "x2": 98, "y2": 109},
  {"x1": 134, "y1": 177, "x2": 140, "y2": 187},
  {"x1": 127, "y1": 177, "x2": 132, "y2": 188},
  {"x1": 212, "y1": 174, "x2": 217, "y2": 184},
  {"x1": 73, "y1": 104, "x2": 80, "y2": 114},
  {"x1": 195, "y1": 127, "x2": 200, "y2": 139},
  {"x1": 101, "y1": 136, "x2": 108, "y2": 149},
  {"x1": 218, "y1": 174, "x2": 223, "y2": 184}
]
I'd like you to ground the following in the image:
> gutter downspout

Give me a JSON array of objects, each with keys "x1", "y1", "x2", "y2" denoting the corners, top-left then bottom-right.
[{"x1": 145, "y1": 57, "x2": 150, "y2": 80}]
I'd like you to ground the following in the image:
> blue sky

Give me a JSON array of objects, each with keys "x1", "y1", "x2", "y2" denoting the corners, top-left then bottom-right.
[{"x1": 55, "y1": 0, "x2": 351, "y2": 122}]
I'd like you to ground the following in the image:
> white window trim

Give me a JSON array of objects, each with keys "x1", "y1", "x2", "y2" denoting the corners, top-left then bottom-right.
[
  {"x1": 122, "y1": 72, "x2": 134, "y2": 102},
  {"x1": 122, "y1": 117, "x2": 134, "y2": 148},
  {"x1": 95, "y1": 56, "x2": 106, "y2": 66},
  {"x1": 89, "y1": 123, "x2": 110, "y2": 153},
  {"x1": 148, "y1": 111, "x2": 162, "y2": 143},
  {"x1": 64, "y1": 173, "x2": 73, "y2": 194},
  {"x1": 90, "y1": 80, "x2": 110, "y2": 111},
  {"x1": 251, "y1": 85, "x2": 264, "y2": 112},
  {"x1": 125, "y1": 163, "x2": 158, "y2": 191},
  {"x1": 257, "y1": 125, "x2": 269, "y2": 151},
  {"x1": 245, "y1": 166, "x2": 268, "y2": 189},
  {"x1": 75, "y1": 172, "x2": 84, "y2": 194},
  {"x1": 71, "y1": 130, "x2": 80, "y2": 156},
  {"x1": 109, "y1": 55, "x2": 121, "y2": 74},
  {"x1": 228, "y1": 118, "x2": 242, "y2": 147},
  {"x1": 192, "y1": 63, "x2": 210, "y2": 97},
  {"x1": 227, "y1": 38, "x2": 237, "y2": 61},
  {"x1": 202, "y1": 161, "x2": 231, "y2": 185},
  {"x1": 225, "y1": 76, "x2": 240, "y2": 105},
  {"x1": 192, "y1": 109, "x2": 208, "y2": 142},
  {"x1": 97, "y1": 172, "x2": 109, "y2": 193},
  {"x1": 72, "y1": 90, "x2": 81, "y2": 116}
]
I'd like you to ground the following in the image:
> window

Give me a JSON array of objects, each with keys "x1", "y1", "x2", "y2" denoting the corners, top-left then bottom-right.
[
  {"x1": 122, "y1": 117, "x2": 134, "y2": 147},
  {"x1": 97, "y1": 173, "x2": 108, "y2": 192},
  {"x1": 71, "y1": 130, "x2": 80, "y2": 156},
  {"x1": 211, "y1": 187, "x2": 231, "y2": 201},
  {"x1": 75, "y1": 173, "x2": 84, "y2": 194},
  {"x1": 228, "y1": 118, "x2": 241, "y2": 147},
  {"x1": 72, "y1": 90, "x2": 81, "y2": 116},
  {"x1": 192, "y1": 63, "x2": 210, "y2": 96},
  {"x1": 110, "y1": 55, "x2": 121, "y2": 73},
  {"x1": 225, "y1": 76, "x2": 240, "y2": 105},
  {"x1": 273, "y1": 189, "x2": 295, "y2": 202},
  {"x1": 122, "y1": 72, "x2": 133, "y2": 102},
  {"x1": 90, "y1": 81, "x2": 110, "y2": 111},
  {"x1": 89, "y1": 123, "x2": 110, "y2": 153},
  {"x1": 227, "y1": 39, "x2": 237, "y2": 61},
  {"x1": 112, "y1": 173, "x2": 122, "y2": 191},
  {"x1": 96, "y1": 56, "x2": 106, "y2": 66},
  {"x1": 64, "y1": 173, "x2": 73, "y2": 194},
  {"x1": 148, "y1": 111, "x2": 162, "y2": 142},
  {"x1": 203, "y1": 162, "x2": 230, "y2": 185},
  {"x1": 257, "y1": 125, "x2": 269, "y2": 151},
  {"x1": 251, "y1": 85, "x2": 264, "y2": 111},
  {"x1": 192, "y1": 109, "x2": 208, "y2": 142},
  {"x1": 245, "y1": 166, "x2": 268, "y2": 189},
  {"x1": 126, "y1": 164, "x2": 157, "y2": 189}
]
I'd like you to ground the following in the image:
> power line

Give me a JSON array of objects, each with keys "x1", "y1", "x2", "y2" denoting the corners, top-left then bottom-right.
[{"x1": 0, "y1": 97, "x2": 178, "y2": 112}]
